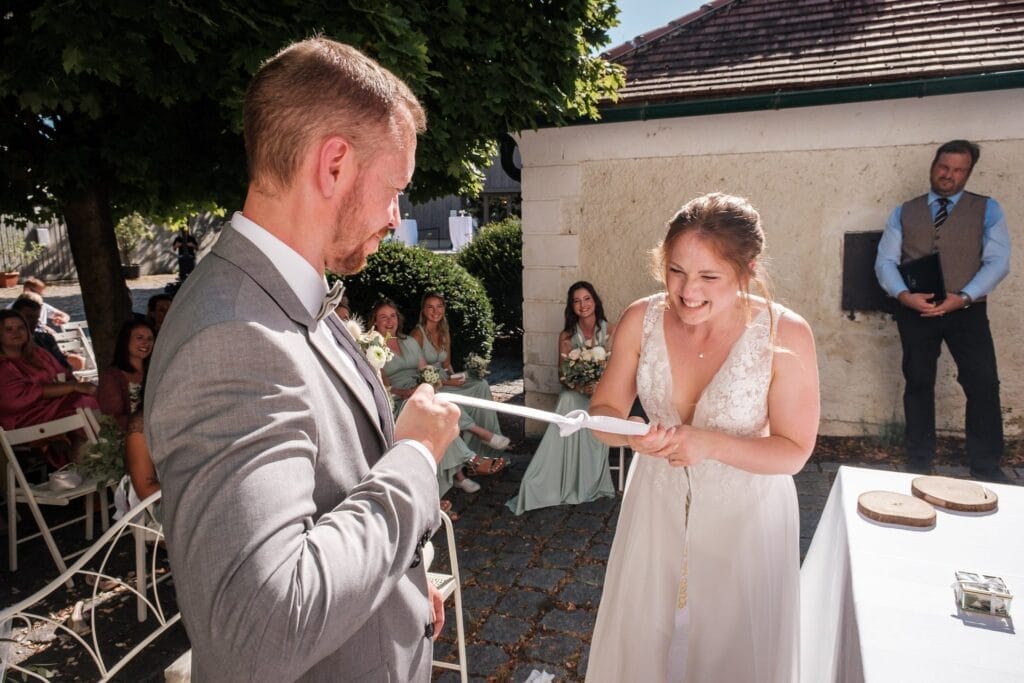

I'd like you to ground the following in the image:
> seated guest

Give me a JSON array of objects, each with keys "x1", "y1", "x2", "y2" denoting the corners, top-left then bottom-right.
[
  {"x1": 335, "y1": 295, "x2": 352, "y2": 321},
  {"x1": 98, "y1": 320, "x2": 155, "y2": 430},
  {"x1": 146, "y1": 294, "x2": 173, "y2": 334},
  {"x1": 113, "y1": 406, "x2": 161, "y2": 523},
  {"x1": 507, "y1": 281, "x2": 616, "y2": 514},
  {"x1": 412, "y1": 292, "x2": 511, "y2": 463},
  {"x1": 371, "y1": 300, "x2": 502, "y2": 500},
  {"x1": 21, "y1": 276, "x2": 70, "y2": 329},
  {"x1": 11, "y1": 294, "x2": 75, "y2": 373},
  {"x1": 0, "y1": 310, "x2": 98, "y2": 463}
]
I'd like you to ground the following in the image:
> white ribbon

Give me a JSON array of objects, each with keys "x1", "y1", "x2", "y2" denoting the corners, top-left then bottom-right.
[{"x1": 441, "y1": 394, "x2": 650, "y2": 437}]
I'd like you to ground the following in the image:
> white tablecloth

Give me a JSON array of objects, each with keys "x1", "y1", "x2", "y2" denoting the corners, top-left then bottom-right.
[
  {"x1": 801, "y1": 466, "x2": 1024, "y2": 682},
  {"x1": 448, "y1": 216, "x2": 474, "y2": 250},
  {"x1": 393, "y1": 218, "x2": 418, "y2": 246}
]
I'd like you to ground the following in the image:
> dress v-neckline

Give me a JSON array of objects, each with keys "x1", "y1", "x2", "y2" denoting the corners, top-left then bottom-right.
[{"x1": 659, "y1": 302, "x2": 767, "y2": 426}]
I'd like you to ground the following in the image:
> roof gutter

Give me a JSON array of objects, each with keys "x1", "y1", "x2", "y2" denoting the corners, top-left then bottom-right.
[{"x1": 573, "y1": 70, "x2": 1024, "y2": 127}]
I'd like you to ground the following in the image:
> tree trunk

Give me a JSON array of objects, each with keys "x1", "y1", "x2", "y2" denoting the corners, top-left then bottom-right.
[{"x1": 63, "y1": 186, "x2": 133, "y2": 369}]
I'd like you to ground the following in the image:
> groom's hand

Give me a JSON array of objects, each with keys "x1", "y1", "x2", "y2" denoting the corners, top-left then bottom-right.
[
  {"x1": 395, "y1": 384, "x2": 460, "y2": 463},
  {"x1": 428, "y1": 584, "x2": 445, "y2": 640}
]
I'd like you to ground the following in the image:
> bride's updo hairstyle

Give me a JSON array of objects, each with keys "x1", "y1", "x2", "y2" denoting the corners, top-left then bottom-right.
[{"x1": 652, "y1": 192, "x2": 774, "y2": 321}]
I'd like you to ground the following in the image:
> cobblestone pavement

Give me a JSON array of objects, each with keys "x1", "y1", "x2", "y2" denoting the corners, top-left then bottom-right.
[{"x1": 2, "y1": 280, "x2": 1020, "y2": 681}]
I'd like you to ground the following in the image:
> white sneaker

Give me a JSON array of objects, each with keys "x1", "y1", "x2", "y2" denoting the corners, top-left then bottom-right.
[
  {"x1": 456, "y1": 477, "x2": 481, "y2": 493},
  {"x1": 486, "y1": 434, "x2": 511, "y2": 451}
]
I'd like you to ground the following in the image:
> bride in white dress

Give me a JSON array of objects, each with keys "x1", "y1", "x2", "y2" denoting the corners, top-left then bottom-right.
[{"x1": 586, "y1": 193, "x2": 820, "y2": 682}]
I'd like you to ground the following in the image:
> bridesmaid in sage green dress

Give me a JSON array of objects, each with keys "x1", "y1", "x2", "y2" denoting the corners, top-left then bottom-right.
[
  {"x1": 412, "y1": 293, "x2": 511, "y2": 468},
  {"x1": 371, "y1": 300, "x2": 499, "y2": 501},
  {"x1": 507, "y1": 281, "x2": 616, "y2": 515}
]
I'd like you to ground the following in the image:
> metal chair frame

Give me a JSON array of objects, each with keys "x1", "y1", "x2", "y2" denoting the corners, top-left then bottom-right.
[
  {"x1": 0, "y1": 492, "x2": 177, "y2": 682},
  {"x1": 428, "y1": 510, "x2": 468, "y2": 682}
]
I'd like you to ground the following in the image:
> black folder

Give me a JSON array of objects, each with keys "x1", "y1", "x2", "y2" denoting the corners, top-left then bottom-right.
[{"x1": 898, "y1": 253, "x2": 946, "y2": 302}]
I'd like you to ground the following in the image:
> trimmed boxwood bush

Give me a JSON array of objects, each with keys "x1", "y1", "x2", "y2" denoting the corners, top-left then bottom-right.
[
  {"x1": 337, "y1": 240, "x2": 495, "y2": 361},
  {"x1": 456, "y1": 216, "x2": 522, "y2": 339}
]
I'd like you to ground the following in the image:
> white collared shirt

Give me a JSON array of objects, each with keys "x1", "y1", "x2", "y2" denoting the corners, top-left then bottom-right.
[{"x1": 230, "y1": 212, "x2": 435, "y2": 472}]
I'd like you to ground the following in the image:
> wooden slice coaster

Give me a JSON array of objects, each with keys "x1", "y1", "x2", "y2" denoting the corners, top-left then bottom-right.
[
  {"x1": 857, "y1": 491, "x2": 936, "y2": 528},
  {"x1": 911, "y1": 476, "x2": 998, "y2": 512}
]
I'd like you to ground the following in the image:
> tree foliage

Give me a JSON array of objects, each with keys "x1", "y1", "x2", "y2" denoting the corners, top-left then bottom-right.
[
  {"x1": 339, "y1": 241, "x2": 495, "y2": 363},
  {"x1": 457, "y1": 217, "x2": 523, "y2": 339},
  {"x1": 0, "y1": 1, "x2": 622, "y2": 361}
]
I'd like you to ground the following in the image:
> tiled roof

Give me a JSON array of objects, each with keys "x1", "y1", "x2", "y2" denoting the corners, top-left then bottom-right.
[{"x1": 605, "y1": 0, "x2": 1024, "y2": 105}]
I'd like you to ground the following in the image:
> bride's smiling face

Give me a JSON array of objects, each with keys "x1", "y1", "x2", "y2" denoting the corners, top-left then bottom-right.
[{"x1": 666, "y1": 231, "x2": 745, "y2": 325}]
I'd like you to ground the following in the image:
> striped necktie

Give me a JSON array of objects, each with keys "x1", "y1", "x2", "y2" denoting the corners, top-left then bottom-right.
[{"x1": 934, "y1": 197, "x2": 950, "y2": 230}]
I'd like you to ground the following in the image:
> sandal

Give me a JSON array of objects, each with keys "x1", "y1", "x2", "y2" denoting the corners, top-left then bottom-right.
[{"x1": 466, "y1": 455, "x2": 509, "y2": 477}]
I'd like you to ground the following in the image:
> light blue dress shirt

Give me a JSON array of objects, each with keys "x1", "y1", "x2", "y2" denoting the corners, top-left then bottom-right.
[{"x1": 875, "y1": 190, "x2": 1011, "y2": 300}]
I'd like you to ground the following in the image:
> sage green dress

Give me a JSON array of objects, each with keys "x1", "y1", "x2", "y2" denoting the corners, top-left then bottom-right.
[
  {"x1": 382, "y1": 335, "x2": 474, "y2": 496},
  {"x1": 506, "y1": 321, "x2": 615, "y2": 515},
  {"x1": 416, "y1": 325, "x2": 506, "y2": 459}
]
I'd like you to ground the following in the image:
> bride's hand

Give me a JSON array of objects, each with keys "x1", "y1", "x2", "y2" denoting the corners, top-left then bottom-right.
[
  {"x1": 628, "y1": 423, "x2": 676, "y2": 457},
  {"x1": 663, "y1": 426, "x2": 709, "y2": 468}
]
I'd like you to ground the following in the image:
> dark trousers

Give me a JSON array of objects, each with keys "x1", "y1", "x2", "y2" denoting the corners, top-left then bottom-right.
[{"x1": 896, "y1": 303, "x2": 1003, "y2": 472}]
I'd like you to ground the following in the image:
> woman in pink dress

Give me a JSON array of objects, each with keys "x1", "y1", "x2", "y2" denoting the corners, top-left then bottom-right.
[{"x1": 0, "y1": 309, "x2": 98, "y2": 432}]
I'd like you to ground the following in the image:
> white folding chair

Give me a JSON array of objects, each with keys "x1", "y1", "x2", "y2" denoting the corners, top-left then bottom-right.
[
  {"x1": 428, "y1": 510, "x2": 468, "y2": 682},
  {"x1": 609, "y1": 446, "x2": 627, "y2": 491},
  {"x1": 0, "y1": 492, "x2": 179, "y2": 682},
  {"x1": 1, "y1": 408, "x2": 109, "y2": 576},
  {"x1": 52, "y1": 328, "x2": 98, "y2": 382}
]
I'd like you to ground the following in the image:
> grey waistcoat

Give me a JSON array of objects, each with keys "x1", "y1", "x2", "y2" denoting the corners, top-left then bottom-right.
[{"x1": 900, "y1": 191, "x2": 988, "y2": 301}]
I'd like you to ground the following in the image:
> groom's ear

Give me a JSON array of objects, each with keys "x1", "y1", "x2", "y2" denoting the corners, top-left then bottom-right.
[{"x1": 316, "y1": 135, "x2": 358, "y2": 198}]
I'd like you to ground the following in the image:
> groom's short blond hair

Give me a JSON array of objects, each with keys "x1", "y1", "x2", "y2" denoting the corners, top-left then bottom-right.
[{"x1": 244, "y1": 37, "x2": 426, "y2": 193}]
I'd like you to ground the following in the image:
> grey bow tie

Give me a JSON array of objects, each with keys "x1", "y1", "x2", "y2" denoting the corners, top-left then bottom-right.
[{"x1": 317, "y1": 281, "x2": 345, "y2": 322}]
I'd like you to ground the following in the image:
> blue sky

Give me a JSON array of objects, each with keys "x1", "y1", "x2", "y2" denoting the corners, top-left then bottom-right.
[{"x1": 605, "y1": 0, "x2": 707, "y2": 50}]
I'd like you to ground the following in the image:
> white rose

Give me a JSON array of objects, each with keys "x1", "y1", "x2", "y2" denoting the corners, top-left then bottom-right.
[
  {"x1": 366, "y1": 330, "x2": 386, "y2": 345},
  {"x1": 581, "y1": 350, "x2": 593, "y2": 362},
  {"x1": 590, "y1": 346, "x2": 607, "y2": 362},
  {"x1": 568, "y1": 348, "x2": 581, "y2": 360},
  {"x1": 366, "y1": 346, "x2": 388, "y2": 370}
]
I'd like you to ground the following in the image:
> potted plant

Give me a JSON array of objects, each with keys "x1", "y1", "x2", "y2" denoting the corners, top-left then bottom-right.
[
  {"x1": 1, "y1": 225, "x2": 46, "y2": 287},
  {"x1": 115, "y1": 212, "x2": 155, "y2": 280}
]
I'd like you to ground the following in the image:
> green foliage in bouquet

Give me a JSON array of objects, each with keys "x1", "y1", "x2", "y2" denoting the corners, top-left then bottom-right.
[
  {"x1": 463, "y1": 353, "x2": 491, "y2": 380},
  {"x1": 338, "y1": 241, "x2": 495, "y2": 361},
  {"x1": 456, "y1": 217, "x2": 522, "y2": 339},
  {"x1": 78, "y1": 414, "x2": 126, "y2": 485}
]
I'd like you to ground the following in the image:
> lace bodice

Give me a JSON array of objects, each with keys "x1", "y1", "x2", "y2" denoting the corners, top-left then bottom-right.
[{"x1": 636, "y1": 293, "x2": 777, "y2": 500}]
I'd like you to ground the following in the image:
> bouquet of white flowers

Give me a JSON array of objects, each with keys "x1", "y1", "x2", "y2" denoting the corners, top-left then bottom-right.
[
  {"x1": 78, "y1": 414, "x2": 126, "y2": 485},
  {"x1": 418, "y1": 365, "x2": 442, "y2": 388},
  {"x1": 463, "y1": 353, "x2": 490, "y2": 380},
  {"x1": 559, "y1": 345, "x2": 609, "y2": 392},
  {"x1": 344, "y1": 317, "x2": 394, "y2": 370}
]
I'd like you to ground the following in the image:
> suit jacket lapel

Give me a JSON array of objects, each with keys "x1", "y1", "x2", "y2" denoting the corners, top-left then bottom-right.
[
  {"x1": 212, "y1": 227, "x2": 389, "y2": 448},
  {"x1": 324, "y1": 315, "x2": 395, "y2": 445}
]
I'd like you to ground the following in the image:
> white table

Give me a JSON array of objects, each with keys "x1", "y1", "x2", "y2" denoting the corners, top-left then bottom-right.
[
  {"x1": 393, "y1": 218, "x2": 418, "y2": 246},
  {"x1": 801, "y1": 466, "x2": 1024, "y2": 682},
  {"x1": 448, "y1": 216, "x2": 474, "y2": 250}
]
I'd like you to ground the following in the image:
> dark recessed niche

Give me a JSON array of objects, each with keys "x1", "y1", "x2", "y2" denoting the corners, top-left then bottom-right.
[{"x1": 842, "y1": 231, "x2": 896, "y2": 316}]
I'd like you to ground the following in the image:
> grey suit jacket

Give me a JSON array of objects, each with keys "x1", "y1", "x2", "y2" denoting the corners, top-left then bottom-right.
[{"x1": 146, "y1": 226, "x2": 440, "y2": 682}]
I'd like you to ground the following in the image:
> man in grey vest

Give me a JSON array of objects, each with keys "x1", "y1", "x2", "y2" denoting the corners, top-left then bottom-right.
[{"x1": 875, "y1": 139, "x2": 1011, "y2": 483}]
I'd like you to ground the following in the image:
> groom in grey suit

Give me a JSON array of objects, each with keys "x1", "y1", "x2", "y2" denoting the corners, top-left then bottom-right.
[{"x1": 146, "y1": 38, "x2": 461, "y2": 681}]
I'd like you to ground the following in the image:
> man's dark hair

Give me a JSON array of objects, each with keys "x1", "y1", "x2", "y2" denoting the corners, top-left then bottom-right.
[
  {"x1": 932, "y1": 140, "x2": 980, "y2": 170},
  {"x1": 147, "y1": 293, "x2": 173, "y2": 313},
  {"x1": 11, "y1": 293, "x2": 43, "y2": 311}
]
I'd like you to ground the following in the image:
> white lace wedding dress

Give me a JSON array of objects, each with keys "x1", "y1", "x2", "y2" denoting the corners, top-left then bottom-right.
[{"x1": 587, "y1": 293, "x2": 799, "y2": 683}]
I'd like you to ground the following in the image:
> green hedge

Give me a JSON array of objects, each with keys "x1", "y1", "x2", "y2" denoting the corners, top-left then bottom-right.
[
  {"x1": 337, "y1": 240, "x2": 495, "y2": 361},
  {"x1": 456, "y1": 216, "x2": 522, "y2": 338}
]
